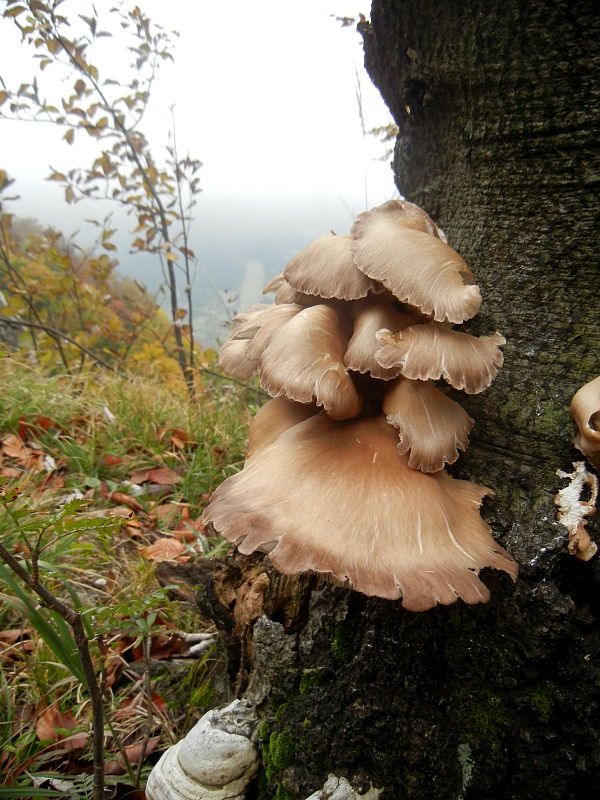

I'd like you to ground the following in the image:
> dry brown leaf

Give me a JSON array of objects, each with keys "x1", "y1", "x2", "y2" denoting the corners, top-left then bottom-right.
[
  {"x1": 104, "y1": 735, "x2": 161, "y2": 774},
  {"x1": 0, "y1": 466, "x2": 22, "y2": 478},
  {"x1": 109, "y1": 491, "x2": 143, "y2": 511},
  {"x1": 130, "y1": 466, "x2": 181, "y2": 485},
  {"x1": 172, "y1": 520, "x2": 199, "y2": 543},
  {"x1": 141, "y1": 537, "x2": 185, "y2": 562},
  {"x1": 0, "y1": 628, "x2": 30, "y2": 644},
  {"x1": 102, "y1": 453, "x2": 124, "y2": 466},
  {"x1": 150, "y1": 502, "x2": 181, "y2": 524},
  {"x1": 35, "y1": 703, "x2": 87, "y2": 750},
  {"x1": 2, "y1": 434, "x2": 31, "y2": 462},
  {"x1": 105, "y1": 506, "x2": 135, "y2": 518},
  {"x1": 18, "y1": 415, "x2": 60, "y2": 441}
]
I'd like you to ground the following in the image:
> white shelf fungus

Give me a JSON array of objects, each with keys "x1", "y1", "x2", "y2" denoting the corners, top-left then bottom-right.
[{"x1": 145, "y1": 699, "x2": 258, "y2": 800}]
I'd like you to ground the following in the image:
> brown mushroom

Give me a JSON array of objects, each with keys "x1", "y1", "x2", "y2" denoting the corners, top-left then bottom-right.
[
  {"x1": 263, "y1": 274, "x2": 319, "y2": 306},
  {"x1": 202, "y1": 413, "x2": 517, "y2": 611},
  {"x1": 246, "y1": 397, "x2": 318, "y2": 459},
  {"x1": 571, "y1": 376, "x2": 600, "y2": 468},
  {"x1": 283, "y1": 233, "x2": 379, "y2": 301},
  {"x1": 351, "y1": 200, "x2": 482, "y2": 324},
  {"x1": 376, "y1": 323, "x2": 506, "y2": 395},
  {"x1": 218, "y1": 303, "x2": 302, "y2": 380},
  {"x1": 258, "y1": 303, "x2": 362, "y2": 420},
  {"x1": 343, "y1": 295, "x2": 419, "y2": 380},
  {"x1": 382, "y1": 378, "x2": 474, "y2": 473}
]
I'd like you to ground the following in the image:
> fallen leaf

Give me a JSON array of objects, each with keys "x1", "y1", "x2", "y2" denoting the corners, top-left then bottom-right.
[
  {"x1": 172, "y1": 520, "x2": 200, "y2": 543},
  {"x1": 110, "y1": 491, "x2": 143, "y2": 511},
  {"x1": 106, "y1": 781, "x2": 147, "y2": 799},
  {"x1": 141, "y1": 537, "x2": 185, "y2": 562},
  {"x1": 1, "y1": 433, "x2": 30, "y2": 461},
  {"x1": 150, "y1": 502, "x2": 181, "y2": 524},
  {"x1": 18, "y1": 415, "x2": 60, "y2": 441},
  {"x1": 105, "y1": 506, "x2": 135, "y2": 518},
  {"x1": 35, "y1": 703, "x2": 87, "y2": 750},
  {"x1": 0, "y1": 628, "x2": 30, "y2": 644},
  {"x1": 102, "y1": 453, "x2": 124, "y2": 466},
  {"x1": 104, "y1": 736, "x2": 160, "y2": 774},
  {"x1": 130, "y1": 466, "x2": 180, "y2": 485},
  {"x1": 0, "y1": 466, "x2": 22, "y2": 477}
]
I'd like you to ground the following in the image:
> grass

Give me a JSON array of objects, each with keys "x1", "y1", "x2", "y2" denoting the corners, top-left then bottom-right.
[{"x1": 0, "y1": 357, "x2": 257, "y2": 793}]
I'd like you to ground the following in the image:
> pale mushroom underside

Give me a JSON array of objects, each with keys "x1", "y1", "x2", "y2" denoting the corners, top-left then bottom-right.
[
  {"x1": 383, "y1": 378, "x2": 475, "y2": 473},
  {"x1": 218, "y1": 303, "x2": 303, "y2": 381},
  {"x1": 351, "y1": 202, "x2": 482, "y2": 324},
  {"x1": 202, "y1": 413, "x2": 517, "y2": 612},
  {"x1": 571, "y1": 375, "x2": 600, "y2": 467},
  {"x1": 343, "y1": 295, "x2": 418, "y2": 380},
  {"x1": 376, "y1": 323, "x2": 506, "y2": 395},
  {"x1": 258, "y1": 303, "x2": 362, "y2": 420}
]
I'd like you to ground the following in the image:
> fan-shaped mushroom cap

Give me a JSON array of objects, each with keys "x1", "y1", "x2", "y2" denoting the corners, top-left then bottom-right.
[
  {"x1": 376, "y1": 323, "x2": 506, "y2": 395},
  {"x1": 351, "y1": 200, "x2": 482, "y2": 324},
  {"x1": 218, "y1": 303, "x2": 303, "y2": 380},
  {"x1": 219, "y1": 338, "x2": 258, "y2": 381},
  {"x1": 247, "y1": 397, "x2": 318, "y2": 460},
  {"x1": 262, "y1": 275, "x2": 318, "y2": 306},
  {"x1": 343, "y1": 295, "x2": 418, "y2": 380},
  {"x1": 283, "y1": 234, "x2": 379, "y2": 301},
  {"x1": 258, "y1": 304, "x2": 362, "y2": 420},
  {"x1": 202, "y1": 413, "x2": 517, "y2": 611},
  {"x1": 571, "y1": 376, "x2": 600, "y2": 468},
  {"x1": 383, "y1": 378, "x2": 475, "y2": 472}
]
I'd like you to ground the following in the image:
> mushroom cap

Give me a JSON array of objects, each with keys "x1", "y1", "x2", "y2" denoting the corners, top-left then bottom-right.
[
  {"x1": 258, "y1": 303, "x2": 362, "y2": 420},
  {"x1": 262, "y1": 274, "x2": 320, "y2": 307},
  {"x1": 343, "y1": 295, "x2": 419, "y2": 380},
  {"x1": 247, "y1": 397, "x2": 318, "y2": 460},
  {"x1": 218, "y1": 303, "x2": 303, "y2": 380},
  {"x1": 351, "y1": 200, "x2": 482, "y2": 324},
  {"x1": 571, "y1": 375, "x2": 600, "y2": 468},
  {"x1": 283, "y1": 234, "x2": 379, "y2": 301},
  {"x1": 376, "y1": 323, "x2": 506, "y2": 395},
  {"x1": 383, "y1": 378, "x2": 475, "y2": 472},
  {"x1": 202, "y1": 413, "x2": 517, "y2": 611},
  {"x1": 219, "y1": 337, "x2": 258, "y2": 381}
]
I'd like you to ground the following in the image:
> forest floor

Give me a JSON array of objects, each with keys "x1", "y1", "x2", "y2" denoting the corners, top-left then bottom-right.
[{"x1": 0, "y1": 358, "x2": 257, "y2": 798}]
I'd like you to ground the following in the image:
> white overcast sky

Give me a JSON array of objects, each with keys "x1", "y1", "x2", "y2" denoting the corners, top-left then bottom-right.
[
  {"x1": 1, "y1": 0, "x2": 396, "y2": 217},
  {"x1": 0, "y1": 1, "x2": 398, "y2": 340}
]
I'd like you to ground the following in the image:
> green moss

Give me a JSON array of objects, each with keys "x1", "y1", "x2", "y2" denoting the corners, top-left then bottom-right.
[
  {"x1": 187, "y1": 683, "x2": 214, "y2": 712},
  {"x1": 274, "y1": 785, "x2": 295, "y2": 800},
  {"x1": 268, "y1": 731, "x2": 295, "y2": 771},
  {"x1": 299, "y1": 668, "x2": 326, "y2": 694},
  {"x1": 330, "y1": 622, "x2": 356, "y2": 664},
  {"x1": 530, "y1": 681, "x2": 560, "y2": 720},
  {"x1": 459, "y1": 691, "x2": 510, "y2": 742},
  {"x1": 257, "y1": 720, "x2": 270, "y2": 741}
]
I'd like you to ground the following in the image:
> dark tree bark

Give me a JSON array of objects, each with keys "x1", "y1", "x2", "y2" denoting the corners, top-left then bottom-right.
[{"x1": 184, "y1": 3, "x2": 600, "y2": 799}]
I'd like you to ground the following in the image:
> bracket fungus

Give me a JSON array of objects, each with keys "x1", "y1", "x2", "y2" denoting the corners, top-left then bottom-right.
[{"x1": 204, "y1": 199, "x2": 517, "y2": 611}]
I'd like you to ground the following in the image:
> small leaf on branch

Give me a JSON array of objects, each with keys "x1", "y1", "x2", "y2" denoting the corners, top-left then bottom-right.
[
  {"x1": 4, "y1": 6, "x2": 26, "y2": 18},
  {"x1": 102, "y1": 242, "x2": 117, "y2": 251},
  {"x1": 63, "y1": 128, "x2": 75, "y2": 144}
]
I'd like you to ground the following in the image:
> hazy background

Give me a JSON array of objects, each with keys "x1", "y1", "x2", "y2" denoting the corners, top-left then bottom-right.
[{"x1": 0, "y1": 0, "x2": 397, "y2": 344}]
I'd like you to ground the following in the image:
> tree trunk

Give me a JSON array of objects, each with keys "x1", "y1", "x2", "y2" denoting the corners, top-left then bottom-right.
[{"x1": 189, "y1": 3, "x2": 600, "y2": 798}]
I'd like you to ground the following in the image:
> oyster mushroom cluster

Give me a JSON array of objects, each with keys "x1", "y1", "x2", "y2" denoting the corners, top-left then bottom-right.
[{"x1": 203, "y1": 200, "x2": 517, "y2": 611}]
